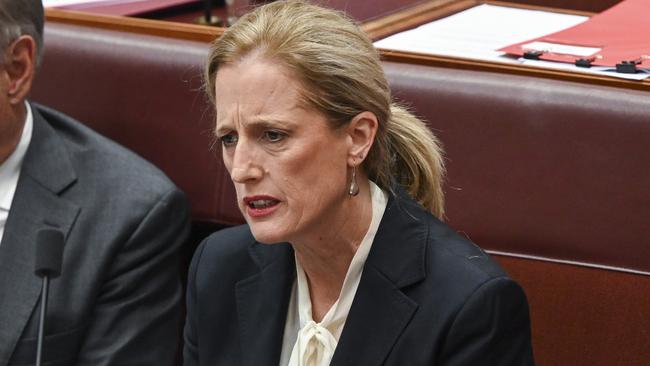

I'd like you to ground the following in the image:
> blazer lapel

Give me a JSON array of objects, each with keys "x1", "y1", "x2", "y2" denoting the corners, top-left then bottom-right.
[
  {"x1": 236, "y1": 242, "x2": 295, "y2": 366},
  {"x1": 331, "y1": 189, "x2": 429, "y2": 366},
  {"x1": 0, "y1": 106, "x2": 79, "y2": 365}
]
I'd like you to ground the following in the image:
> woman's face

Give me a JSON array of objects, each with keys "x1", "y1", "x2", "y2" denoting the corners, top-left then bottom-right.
[{"x1": 214, "y1": 57, "x2": 352, "y2": 244}]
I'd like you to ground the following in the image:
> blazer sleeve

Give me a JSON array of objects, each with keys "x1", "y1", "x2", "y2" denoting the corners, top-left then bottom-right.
[
  {"x1": 75, "y1": 188, "x2": 190, "y2": 366},
  {"x1": 439, "y1": 277, "x2": 535, "y2": 366}
]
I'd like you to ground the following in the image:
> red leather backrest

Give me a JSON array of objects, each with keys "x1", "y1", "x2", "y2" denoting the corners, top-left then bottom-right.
[
  {"x1": 31, "y1": 22, "x2": 243, "y2": 226},
  {"x1": 384, "y1": 61, "x2": 650, "y2": 275},
  {"x1": 384, "y1": 61, "x2": 650, "y2": 365}
]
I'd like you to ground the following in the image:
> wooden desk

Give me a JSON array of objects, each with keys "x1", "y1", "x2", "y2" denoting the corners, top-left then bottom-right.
[
  {"x1": 45, "y1": 0, "x2": 650, "y2": 91},
  {"x1": 57, "y1": 0, "x2": 622, "y2": 22}
]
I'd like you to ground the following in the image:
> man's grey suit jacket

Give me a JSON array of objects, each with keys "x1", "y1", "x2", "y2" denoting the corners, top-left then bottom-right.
[{"x1": 0, "y1": 104, "x2": 189, "y2": 366}]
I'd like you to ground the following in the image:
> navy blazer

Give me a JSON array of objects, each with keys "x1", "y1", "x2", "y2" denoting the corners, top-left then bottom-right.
[{"x1": 184, "y1": 188, "x2": 534, "y2": 365}]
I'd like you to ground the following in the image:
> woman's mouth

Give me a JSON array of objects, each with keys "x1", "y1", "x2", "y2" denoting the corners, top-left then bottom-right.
[
  {"x1": 248, "y1": 199, "x2": 278, "y2": 208},
  {"x1": 244, "y1": 196, "x2": 280, "y2": 218}
]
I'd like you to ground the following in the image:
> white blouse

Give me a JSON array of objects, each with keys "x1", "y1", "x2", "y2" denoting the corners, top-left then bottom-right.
[{"x1": 279, "y1": 181, "x2": 388, "y2": 366}]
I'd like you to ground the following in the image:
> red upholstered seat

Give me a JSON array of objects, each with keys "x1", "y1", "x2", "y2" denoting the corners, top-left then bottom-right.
[
  {"x1": 384, "y1": 61, "x2": 650, "y2": 366},
  {"x1": 32, "y1": 22, "x2": 243, "y2": 227}
]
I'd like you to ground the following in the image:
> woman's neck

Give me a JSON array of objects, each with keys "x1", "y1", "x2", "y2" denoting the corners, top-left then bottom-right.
[{"x1": 291, "y1": 178, "x2": 373, "y2": 322}]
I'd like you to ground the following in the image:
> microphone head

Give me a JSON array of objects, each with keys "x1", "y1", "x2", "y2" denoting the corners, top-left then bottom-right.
[{"x1": 34, "y1": 229, "x2": 65, "y2": 279}]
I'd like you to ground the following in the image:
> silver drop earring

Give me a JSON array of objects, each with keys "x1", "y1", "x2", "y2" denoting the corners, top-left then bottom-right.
[{"x1": 348, "y1": 165, "x2": 359, "y2": 196}]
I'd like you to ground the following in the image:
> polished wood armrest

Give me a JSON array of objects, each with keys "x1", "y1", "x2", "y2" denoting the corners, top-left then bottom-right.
[{"x1": 46, "y1": 8, "x2": 222, "y2": 42}]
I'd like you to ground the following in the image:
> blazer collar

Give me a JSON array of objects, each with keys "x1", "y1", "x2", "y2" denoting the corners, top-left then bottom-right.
[
  {"x1": 238, "y1": 187, "x2": 430, "y2": 366},
  {"x1": 365, "y1": 186, "x2": 429, "y2": 287},
  {"x1": 21, "y1": 104, "x2": 77, "y2": 195},
  {"x1": 331, "y1": 187, "x2": 428, "y2": 365},
  {"x1": 0, "y1": 104, "x2": 79, "y2": 365}
]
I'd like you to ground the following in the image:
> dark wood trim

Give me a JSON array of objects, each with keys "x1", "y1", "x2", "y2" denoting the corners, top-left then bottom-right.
[
  {"x1": 380, "y1": 49, "x2": 650, "y2": 91},
  {"x1": 361, "y1": 0, "x2": 477, "y2": 40},
  {"x1": 45, "y1": 8, "x2": 222, "y2": 42},
  {"x1": 45, "y1": 1, "x2": 650, "y2": 91}
]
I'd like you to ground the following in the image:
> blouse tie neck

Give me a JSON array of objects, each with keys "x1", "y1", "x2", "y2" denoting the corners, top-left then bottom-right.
[{"x1": 289, "y1": 320, "x2": 338, "y2": 366}]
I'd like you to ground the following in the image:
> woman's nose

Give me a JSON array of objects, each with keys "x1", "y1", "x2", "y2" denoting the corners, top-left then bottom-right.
[{"x1": 230, "y1": 144, "x2": 264, "y2": 183}]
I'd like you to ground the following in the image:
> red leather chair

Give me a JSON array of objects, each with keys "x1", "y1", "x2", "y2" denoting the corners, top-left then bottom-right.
[{"x1": 384, "y1": 61, "x2": 650, "y2": 366}]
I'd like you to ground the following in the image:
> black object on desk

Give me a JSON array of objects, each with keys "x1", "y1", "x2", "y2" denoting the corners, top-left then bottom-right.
[{"x1": 616, "y1": 60, "x2": 640, "y2": 74}]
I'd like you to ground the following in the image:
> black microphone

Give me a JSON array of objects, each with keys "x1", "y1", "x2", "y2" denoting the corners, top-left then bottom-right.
[
  {"x1": 198, "y1": 0, "x2": 224, "y2": 26},
  {"x1": 203, "y1": 0, "x2": 213, "y2": 24},
  {"x1": 34, "y1": 229, "x2": 64, "y2": 366}
]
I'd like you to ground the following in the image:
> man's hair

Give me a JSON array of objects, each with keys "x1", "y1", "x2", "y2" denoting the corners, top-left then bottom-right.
[{"x1": 0, "y1": 0, "x2": 44, "y2": 65}]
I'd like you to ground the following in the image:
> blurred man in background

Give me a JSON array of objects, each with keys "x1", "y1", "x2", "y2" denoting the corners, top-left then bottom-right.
[{"x1": 0, "y1": 1, "x2": 189, "y2": 365}]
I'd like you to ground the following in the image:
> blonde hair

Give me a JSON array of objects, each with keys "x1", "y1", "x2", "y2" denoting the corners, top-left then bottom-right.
[{"x1": 205, "y1": 0, "x2": 446, "y2": 219}]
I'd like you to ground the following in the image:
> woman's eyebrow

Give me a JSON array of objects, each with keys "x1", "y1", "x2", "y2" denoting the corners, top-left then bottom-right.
[
  {"x1": 214, "y1": 122, "x2": 234, "y2": 136},
  {"x1": 247, "y1": 117, "x2": 297, "y2": 130}
]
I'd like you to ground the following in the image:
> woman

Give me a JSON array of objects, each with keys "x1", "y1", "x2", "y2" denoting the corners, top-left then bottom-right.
[{"x1": 184, "y1": 1, "x2": 534, "y2": 365}]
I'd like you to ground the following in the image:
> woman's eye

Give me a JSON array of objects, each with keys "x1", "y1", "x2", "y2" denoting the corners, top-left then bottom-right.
[
  {"x1": 264, "y1": 130, "x2": 285, "y2": 142},
  {"x1": 220, "y1": 133, "x2": 238, "y2": 147}
]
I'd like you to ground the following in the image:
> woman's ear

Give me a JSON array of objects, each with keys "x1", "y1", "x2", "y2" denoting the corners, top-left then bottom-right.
[
  {"x1": 3, "y1": 35, "x2": 37, "y2": 105},
  {"x1": 346, "y1": 111, "x2": 378, "y2": 166}
]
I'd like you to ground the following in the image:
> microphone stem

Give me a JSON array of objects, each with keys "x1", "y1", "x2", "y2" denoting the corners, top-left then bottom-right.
[
  {"x1": 36, "y1": 276, "x2": 50, "y2": 366},
  {"x1": 204, "y1": 0, "x2": 212, "y2": 23}
]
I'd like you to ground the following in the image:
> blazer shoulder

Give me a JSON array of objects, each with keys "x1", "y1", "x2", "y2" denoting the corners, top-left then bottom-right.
[
  {"x1": 191, "y1": 225, "x2": 258, "y2": 285},
  {"x1": 201, "y1": 225, "x2": 256, "y2": 261},
  {"x1": 379, "y1": 189, "x2": 509, "y2": 289},
  {"x1": 424, "y1": 216, "x2": 510, "y2": 291},
  {"x1": 404, "y1": 217, "x2": 529, "y2": 335}
]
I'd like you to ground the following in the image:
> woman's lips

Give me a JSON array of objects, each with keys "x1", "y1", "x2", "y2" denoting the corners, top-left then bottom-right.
[{"x1": 243, "y1": 196, "x2": 281, "y2": 218}]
